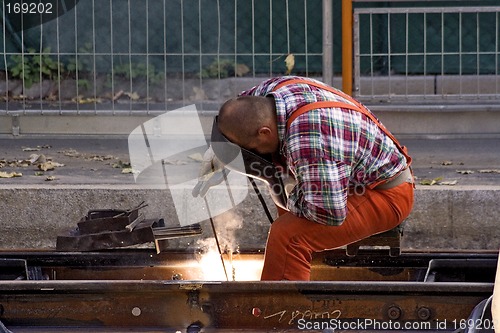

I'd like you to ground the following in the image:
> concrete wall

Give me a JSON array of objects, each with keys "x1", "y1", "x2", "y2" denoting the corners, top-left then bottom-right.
[{"x1": 1, "y1": 185, "x2": 499, "y2": 252}]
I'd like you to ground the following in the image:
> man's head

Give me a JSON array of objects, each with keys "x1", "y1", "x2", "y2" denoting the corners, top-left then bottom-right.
[{"x1": 218, "y1": 96, "x2": 279, "y2": 155}]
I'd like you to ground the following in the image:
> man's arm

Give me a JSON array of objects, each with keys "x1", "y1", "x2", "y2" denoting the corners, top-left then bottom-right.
[{"x1": 287, "y1": 157, "x2": 350, "y2": 226}]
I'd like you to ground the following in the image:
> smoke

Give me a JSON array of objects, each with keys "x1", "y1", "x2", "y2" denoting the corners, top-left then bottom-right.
[
  {"x1": 195, "y1": 209, "x2": 243, "y2": 254},
  {"x1": 194, "y1": 209, "x2": 244, "y2": 281}
]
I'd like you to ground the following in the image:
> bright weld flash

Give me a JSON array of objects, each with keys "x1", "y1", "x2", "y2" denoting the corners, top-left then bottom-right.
[{"x1": 199, "y1": 249, "x2": 263, "y2": 281}]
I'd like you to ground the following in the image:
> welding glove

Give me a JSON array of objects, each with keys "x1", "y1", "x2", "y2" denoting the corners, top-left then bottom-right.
[
  {"x1": 282, "y1": 173, "x2": 297, "y2": 198},
  {"x1": 192, "y1": 146, "x2": 228, "y2": 198}
]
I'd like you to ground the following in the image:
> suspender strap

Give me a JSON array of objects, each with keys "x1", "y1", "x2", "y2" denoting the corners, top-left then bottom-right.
[
  {"x1": 272, "y1": 78, "x2": 412, "y2": 166},
  {"x1": 284, "y1": 101, "x2": 364, "y2": 129}
]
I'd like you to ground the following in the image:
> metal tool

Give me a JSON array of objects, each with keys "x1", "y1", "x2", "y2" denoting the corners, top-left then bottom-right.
[
  {"x1": 203, "y1": 197, "x2": 228, "y2": 281},
  {"x1": 56, "y1": 203, "x2": 202, "y2": 252}
]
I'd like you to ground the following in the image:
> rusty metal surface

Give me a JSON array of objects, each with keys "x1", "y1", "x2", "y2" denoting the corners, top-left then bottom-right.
[
  {"x1": 0, "y1": 280, "x2": 493, "y2": 331},
  {"x1": 0, "y1": 249, "x2": 496, "y2": 332},
  {"x1": 55, "y1": 204, "x2": 203, "y2": 252}
]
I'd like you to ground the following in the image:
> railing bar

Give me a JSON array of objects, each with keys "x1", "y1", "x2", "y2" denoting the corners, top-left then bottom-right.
[
  {"x1": 180, "y1": 0, "x2": 186, "y2": 105},
  {"x1": 405, "y1": 11, "x2": 409, "y2": 98},
  {"x1": 304, "y1": 0, "x2": 308, "y2": 76},
  {"x1": 73, "y1": 0, "x2": 79, "y2": 114},
  {"x1": 423, "y1": 12, "x2": 427, "y2": 100},
  {"x1": 55, "y1": 3, "x2": 62, "y2": 114},
  {"x1": 146, "y1": 0, "x2": 150, "y2": 114},
  {"x1": 387, "y1": 12, "x2": 392, "y2": 100},
  {"x1": 459, "y1": 11, "x2": 463, "y2": 97},
  {"x1": 440, "y1": 12, "x2": 444, "y2": 97},
  {"x1": 1, "y1": 2, "x2": 8, "y2": 113},
  {"x1": 127, "y1": 0, "x2": 133, "y2": 114},
  {"x1": 92, "y1": 0, "x2": 97, "y2": 114},
  {"x1": 197, "y1": 0, "x2": 202, "y2": 108},
  {"x1": 269, "y1": 0, "x2": 273, "y2": 75},
  {"x1": 109, "y1": 0, "x2": 115, "y2": 113},
  {"x1": 355, "y1": 7, "x2": 500, "y2": 15},
  {"x1": 252, "y1": 0, "x2": 256, "y2": 78},
  {"x1": 286, "y1": 0, "x2": 290, "y2": 55},
  {"x1": 496, "y1": 12, "x2": 499, "y2": 96}
]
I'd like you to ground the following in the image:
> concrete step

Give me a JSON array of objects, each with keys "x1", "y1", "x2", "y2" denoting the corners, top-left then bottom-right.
[{"x1": 0, "y1": 137, "x2": 499, "y2": 251}]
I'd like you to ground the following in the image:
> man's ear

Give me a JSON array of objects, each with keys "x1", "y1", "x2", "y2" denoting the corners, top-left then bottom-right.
[{"x1": 258, "y1": 126, "x2": 272, "y2": 136}]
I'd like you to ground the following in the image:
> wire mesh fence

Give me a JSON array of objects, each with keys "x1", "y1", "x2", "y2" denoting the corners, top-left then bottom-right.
[
  {"x1": 2, "y1": 1, "x2": 500, "y2": 117},
  {"x1": 353, "y1": 6, "x2": 500, "y2": 103},
  {"x1": 1, "y1": 0, "x2": 325, "y2": 115}
]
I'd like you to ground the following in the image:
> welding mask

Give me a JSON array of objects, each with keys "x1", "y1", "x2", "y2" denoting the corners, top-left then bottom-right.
[{"x1": 210, "y1": 116, "x2": 288, "y2": 210}]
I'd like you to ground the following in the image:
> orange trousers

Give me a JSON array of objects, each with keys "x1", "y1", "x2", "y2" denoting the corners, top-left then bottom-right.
[{"x1": 260, "y1": 181, "x2": 414, "y2": 281}]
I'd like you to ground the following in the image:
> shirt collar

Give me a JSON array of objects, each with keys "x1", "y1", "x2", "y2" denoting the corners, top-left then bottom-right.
[{"x1": 268, "y1": 93, "x2": 287, "y2": 148}]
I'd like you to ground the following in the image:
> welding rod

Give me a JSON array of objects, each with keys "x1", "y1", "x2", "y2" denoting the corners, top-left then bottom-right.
[{"x1": 203, "y1": 197, "x2": 229, "y2": 281}]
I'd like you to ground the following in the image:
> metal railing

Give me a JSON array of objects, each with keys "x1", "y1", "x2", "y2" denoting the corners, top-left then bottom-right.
[
  {"x1": 1, "y1": 1, "x2": 499, "y2": 117},
  {"x1": 353, "y1": 6, "x2": 500, "y2": 104},
  {"x1": 0, "y1": 0, "x2": 327, "y2": 116}
]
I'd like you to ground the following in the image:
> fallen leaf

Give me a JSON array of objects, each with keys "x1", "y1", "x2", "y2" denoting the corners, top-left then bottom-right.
[
  {"x1": 284, "y1": 54, "x2": 295, "y2": 75},
  {"x1": 22, "y1": 147, "x2": 41, "y2": 152},
  {"x1": 121, "y1": 168, "x2": 134, "y2": 174},
  {"x1": 34, "y1": 171, "x2": 44, "y2": 176},
  {"x1": 456, "y1": 170, "x2": 475, "y2": 174},
  {"x1": 235, "y1": 63, "x2": 250, "y2": 77},
  {"x1": 113, "y1": 90, "x2": 124, "y2": 101},
  {"x1": 438, "y1": 180, "x2": 458, "y2": 186},
  {"x1": 191, "y1": 87, "x2": 207, "y2": 100},
  {"x1": 60, "y1": 149, "x2": 81, "y2": 158},
  {"x1": 45, "y1": 176, "x2": 56, "y2": 181},
  {"x1": 419, "y1": 177, "x2": 442, "y2": 186},
  {"x1": 112, "y1": 160, "x2": 132, "y2": 169},
  {"x1": 479, "y1": 169, "x2": 500, "y2": 174},
  {"x1": 441, "y1": 161, "x2": 453, "y2": 166},
  {"x1": 28, "y1": 154, "x2": 40, "y2": 164},
  {"x1": 124, "y1": 92, "x2": 140, "y2": 101},
  {"x1": 29, "y1": 154, "x2": 47, "y2": 164},
  {"x1": 38, "y1": 161, "x2": 64, "y2": 171},
  {"x1": 163, "y1": 160, "x2": 188, "y2": 165},
  {"x1": 72, "y1": 96, "x2": 103, "y2": 104},
  {"x1": 0, "y1": 171, "x2": 22, "y2": 178}
]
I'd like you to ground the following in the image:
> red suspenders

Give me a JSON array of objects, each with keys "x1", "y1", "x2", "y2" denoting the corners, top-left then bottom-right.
[{"x1": 272, "y1": 78, "x2": 412, "y2": 167}]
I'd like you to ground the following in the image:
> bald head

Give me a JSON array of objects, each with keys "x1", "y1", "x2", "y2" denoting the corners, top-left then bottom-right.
[{"x1": 218, "y1": 96, "x2": 277, "y2": 147}]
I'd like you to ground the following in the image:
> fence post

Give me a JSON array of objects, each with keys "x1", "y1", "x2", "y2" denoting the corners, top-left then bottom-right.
[
  {"x1": 322, "y1": 0, "x2": 333, "y2": 86},
  {"x1": 342, "y1": 0, "x2": 353, "y2": 95}
]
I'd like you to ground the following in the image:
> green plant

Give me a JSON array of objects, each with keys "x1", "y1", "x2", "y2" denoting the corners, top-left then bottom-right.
[
  {"x1": 66, "y1": 43, "x2": 94, "y2": 75},
  {"x1": 113, "y1": 62, "x2": 163, "y2": 85},
  {"x1": 200, "y1": 58, "x2": 250, "y2": 79},
  {"x1": 9, "y1": 47, "x2": 61, "y2": 88}
]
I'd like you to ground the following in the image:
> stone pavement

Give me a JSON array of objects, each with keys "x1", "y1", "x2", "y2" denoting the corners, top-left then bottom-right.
[{"x1": 0, "y1": 135, "x2": 499, "y2": 251}]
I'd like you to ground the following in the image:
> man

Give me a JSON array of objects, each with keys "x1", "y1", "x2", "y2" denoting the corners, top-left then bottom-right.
[{"x1": 195, "y1": 76, "x2": 414, "y2": 281}]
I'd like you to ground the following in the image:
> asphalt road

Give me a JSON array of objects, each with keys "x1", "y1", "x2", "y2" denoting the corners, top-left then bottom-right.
[{"x1": 0, "y1": 136, "x2": 499, "y2": 186}]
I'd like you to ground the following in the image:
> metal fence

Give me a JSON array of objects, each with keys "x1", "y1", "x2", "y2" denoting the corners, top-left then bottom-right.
[
  {"x1": 0, "y1": 0, "x2": 327, "y2": 115},
  {"x1": 353, "y1": 6, "x2": 500, "y2": 103},
  {"x1": 1, "y1": 1, "x2": 500, "y2": 116}
]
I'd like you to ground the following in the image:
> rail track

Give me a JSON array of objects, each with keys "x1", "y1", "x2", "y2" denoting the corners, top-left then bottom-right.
[{"x1": 0, "y1": 249, "x2": 497, "y2": 332}]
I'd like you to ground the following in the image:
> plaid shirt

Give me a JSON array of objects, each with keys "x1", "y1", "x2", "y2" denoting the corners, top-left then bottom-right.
[{"x1": 240, "y1": 76, "x2": 408, "y2": 226}]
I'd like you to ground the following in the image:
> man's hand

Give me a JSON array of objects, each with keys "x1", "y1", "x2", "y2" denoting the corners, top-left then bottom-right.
[{"x1": 192, "y1": 146, "x2": 228, "y2": 197}]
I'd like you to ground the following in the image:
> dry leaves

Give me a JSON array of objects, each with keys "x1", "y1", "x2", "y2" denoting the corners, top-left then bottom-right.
[
  {"x1": 284, "y1": 54, "x2": 295, "y2": 75},
  {"x1": 419, "y1": 177, "x2": 458, "y2": 186},
  {"x1": 71, "y1": 96, "x2": 103, "y2": 104},
  {"x1": 38, "y1": 161, "x2": 65, "y2": 171},
  {"x1": 456, "y1": 170, "x2": 475, "y2": 174},
  {"x1": 479, "y1": 169, "x2": 500, "y2": 174},
  {"x1": 0, "y1": 171, "x2": 22, "y2": 178}
]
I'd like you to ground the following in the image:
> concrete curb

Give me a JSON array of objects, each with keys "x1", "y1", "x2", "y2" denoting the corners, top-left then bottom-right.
[{"x1": 1, "y1": 184, "x2": 499, "y2": 251}]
